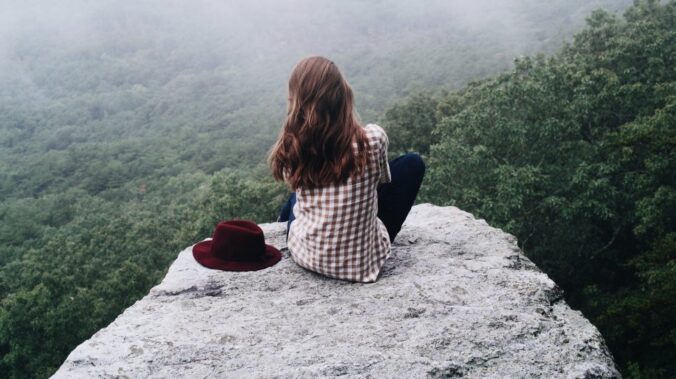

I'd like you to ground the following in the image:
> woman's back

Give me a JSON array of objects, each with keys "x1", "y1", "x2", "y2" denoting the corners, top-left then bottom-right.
[
  {"x1": 270, "y1": 56, "x2": 424, "y2": 283},
  {"x1": 288, "y1": 123, "x2": 391, "y2": 283}
]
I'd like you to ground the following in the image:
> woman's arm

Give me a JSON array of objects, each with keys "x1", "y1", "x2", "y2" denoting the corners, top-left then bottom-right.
[{"x1": 378, "y1": 126, "x2": 392, "y2": 184}]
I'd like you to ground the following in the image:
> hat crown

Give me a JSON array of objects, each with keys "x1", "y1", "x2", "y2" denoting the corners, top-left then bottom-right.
[{"x1": 210, "y1": 220, "x2": 266, "y2": 262}]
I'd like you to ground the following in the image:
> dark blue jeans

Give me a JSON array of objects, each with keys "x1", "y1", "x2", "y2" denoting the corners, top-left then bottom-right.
[{"x1": 278, "y1": 153, "x2": 425, "y2": 242}]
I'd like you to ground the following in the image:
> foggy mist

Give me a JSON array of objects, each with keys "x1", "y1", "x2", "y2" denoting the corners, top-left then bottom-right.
[{"x1": 1, "y1": 0, "x2": 633, "y2": 122}]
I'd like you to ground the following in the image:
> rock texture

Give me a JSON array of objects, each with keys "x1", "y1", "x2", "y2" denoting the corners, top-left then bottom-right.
[{"x1": 53, "y1": 204, "x2": 619, "y2": 378}]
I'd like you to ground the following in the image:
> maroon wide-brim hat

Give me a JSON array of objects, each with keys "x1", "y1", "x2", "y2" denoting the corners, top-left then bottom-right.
[{"x1": 193, "y1": 220, "x2": 281, "y2": 271}]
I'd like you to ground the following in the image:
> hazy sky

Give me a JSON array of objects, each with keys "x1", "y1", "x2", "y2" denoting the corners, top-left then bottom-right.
[
  {"x1": 1, "y1": 0, "x2": 633, "y2": 61},
  {"x1": 0, "y1": 0, "x2": 634, "y2": 121}
]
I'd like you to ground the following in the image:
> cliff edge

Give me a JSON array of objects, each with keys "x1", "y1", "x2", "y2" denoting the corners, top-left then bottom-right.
[{"x1": 52, "y1": 204, "x2": 619, "y2": 378}]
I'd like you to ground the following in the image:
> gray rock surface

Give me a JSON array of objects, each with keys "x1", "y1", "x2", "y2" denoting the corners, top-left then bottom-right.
[{"x1": 52, "y1": 204, "x2": 620, "y2": 378}]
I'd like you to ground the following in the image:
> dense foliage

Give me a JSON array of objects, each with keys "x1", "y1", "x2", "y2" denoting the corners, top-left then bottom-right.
[
  {"x1": 384, "y1": 1, "x2": 675, "y2": 377},
  {"x1": 4, "y1": 0, "x2": 669, "y2": 377}
]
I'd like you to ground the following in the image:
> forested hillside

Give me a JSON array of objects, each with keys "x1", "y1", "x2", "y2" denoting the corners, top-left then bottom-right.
[
  {"x1": 385, "y1": 2, "x2": 675, "y2": 377},
  {"x1": 2, "y1": 0, "x2": 666, "y2": 378}
]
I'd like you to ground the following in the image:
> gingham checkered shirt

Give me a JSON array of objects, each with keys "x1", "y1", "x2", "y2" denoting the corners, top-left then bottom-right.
[{"x1": 288, "y1": 123, "x2": 392, "y2": 283}]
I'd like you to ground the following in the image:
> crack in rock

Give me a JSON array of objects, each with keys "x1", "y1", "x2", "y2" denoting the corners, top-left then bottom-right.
[{"x1": 152, "y1": 283, "x2": 223, "y2": 298}]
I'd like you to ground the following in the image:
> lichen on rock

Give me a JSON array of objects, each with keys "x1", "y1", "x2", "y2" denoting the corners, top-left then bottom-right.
[{"x1": 52, "y1": 204, "x2": 620, "y2": 378}]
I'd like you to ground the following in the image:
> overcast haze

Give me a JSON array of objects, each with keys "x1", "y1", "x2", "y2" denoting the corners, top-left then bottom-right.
[{"x1": 1, "y1": 0, "x2": 633, "y2": 123}]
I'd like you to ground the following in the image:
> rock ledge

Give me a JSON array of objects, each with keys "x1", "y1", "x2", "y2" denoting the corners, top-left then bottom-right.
[{"x1": 53, "y1": 204, "x2": 619, "y2": 378}]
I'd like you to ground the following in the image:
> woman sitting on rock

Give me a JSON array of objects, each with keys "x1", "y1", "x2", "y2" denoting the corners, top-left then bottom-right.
[{"x1": 268, "y1": 56, "x2": 425, "y2": 283}]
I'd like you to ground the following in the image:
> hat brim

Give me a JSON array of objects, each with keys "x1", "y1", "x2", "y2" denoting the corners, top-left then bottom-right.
[{"x1": 192, "y1": 240, "x2": 282, "y2": 271}]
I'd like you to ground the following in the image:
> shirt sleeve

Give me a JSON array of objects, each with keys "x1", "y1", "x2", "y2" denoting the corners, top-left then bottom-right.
[{"x1": 378, "y1": 126, "x2": 392, "y2": 184}]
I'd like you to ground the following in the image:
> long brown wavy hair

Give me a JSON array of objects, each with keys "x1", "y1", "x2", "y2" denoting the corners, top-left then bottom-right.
[{"x1": 268, "y1": 56, "x2": 368, "y2": 190}]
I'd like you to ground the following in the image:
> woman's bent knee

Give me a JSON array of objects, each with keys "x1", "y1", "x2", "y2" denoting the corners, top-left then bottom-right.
[{"x1": 402, "y1": 153, "x2": 425, "y2": 180}]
